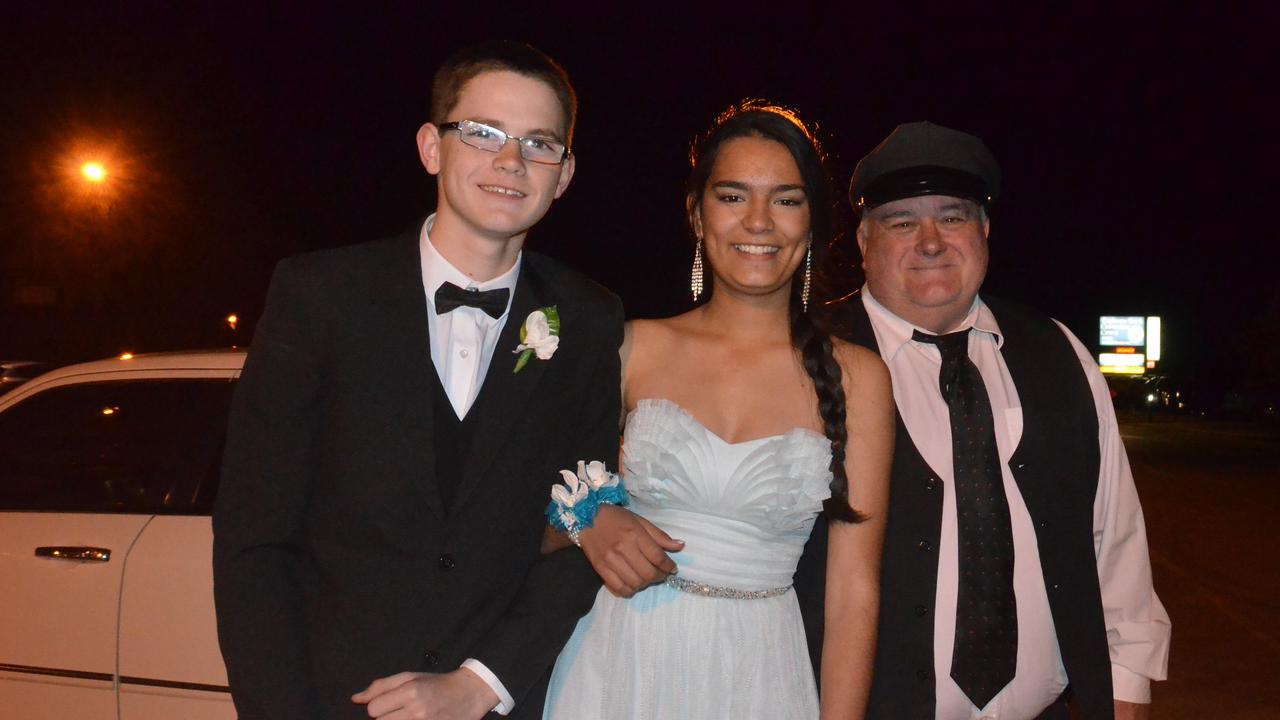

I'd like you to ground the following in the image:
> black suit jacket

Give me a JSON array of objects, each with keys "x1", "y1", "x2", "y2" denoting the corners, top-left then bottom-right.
[{"x1": 213, "y1": 225, "x2": 622, "y2": 719}]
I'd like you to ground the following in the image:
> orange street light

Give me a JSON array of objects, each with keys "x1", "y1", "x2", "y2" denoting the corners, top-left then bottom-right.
[
  {"x1": 81, "y1": 161, "x2": 107, "y2": 183},
  {"x1": 226, "y1": 314, "x2": 238, "y2": 331}
]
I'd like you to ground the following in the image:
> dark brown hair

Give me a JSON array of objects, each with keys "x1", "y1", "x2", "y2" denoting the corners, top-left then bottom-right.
[
  {"x1": 431, "y1": 40, "x2": 577, "y2": 145},
  {"x1": 686, "y1": 100, "x2": 864, "y2": 523}
]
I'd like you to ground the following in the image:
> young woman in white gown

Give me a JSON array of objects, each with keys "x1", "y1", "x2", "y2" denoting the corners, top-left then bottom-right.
[{"x1": 542, "y1": 102, "x2": 893, "y2": 719}]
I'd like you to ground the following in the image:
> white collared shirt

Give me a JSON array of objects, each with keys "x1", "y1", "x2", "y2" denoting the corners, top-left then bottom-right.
[
  {"x1": 420, "y1": 214, "x2": 519, "y2": 419},
  {"x1": 862, "y1": 289, "x2": 1170, "y2": 719},
  {"x1": 419, "y1": 214, "x2": 518, "y2": 714}
]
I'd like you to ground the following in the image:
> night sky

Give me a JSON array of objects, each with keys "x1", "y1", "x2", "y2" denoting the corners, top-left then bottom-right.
[{"x1": 2, "y1": 4, "x2": 1274, "y2": 391}]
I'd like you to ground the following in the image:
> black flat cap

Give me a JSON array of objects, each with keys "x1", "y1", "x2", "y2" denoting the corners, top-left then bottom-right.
[{"x1": 850, "y1": 121, "x2": 1001, "y2": 210}]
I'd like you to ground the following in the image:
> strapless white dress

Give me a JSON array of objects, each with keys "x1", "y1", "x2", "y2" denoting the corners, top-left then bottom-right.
[{"x1": 543, "y1": 399, "x2": 832, "y2": 719}]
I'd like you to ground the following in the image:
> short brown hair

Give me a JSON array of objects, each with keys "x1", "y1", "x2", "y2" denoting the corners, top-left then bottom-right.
[{"x1": 431, "y1": 41, "x2": 578, "y2": 145}]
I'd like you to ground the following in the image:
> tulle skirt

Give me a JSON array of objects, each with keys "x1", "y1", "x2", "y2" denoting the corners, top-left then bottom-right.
[{"x1": 543, "y1": 581, "x2": 818, "y2": 719}]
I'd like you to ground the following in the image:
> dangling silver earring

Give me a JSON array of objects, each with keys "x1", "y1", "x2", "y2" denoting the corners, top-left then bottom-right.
[
  {"x1": 801, "y1": 242, "x2": 812, "y2": 312},
  {"x1": 691, "y1": 238, "x2": 705, "y2": 301}
]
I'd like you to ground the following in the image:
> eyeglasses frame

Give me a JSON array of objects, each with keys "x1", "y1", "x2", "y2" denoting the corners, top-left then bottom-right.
[{"x1": 438, "y1": 120, "x2": 571, "y2": 165}]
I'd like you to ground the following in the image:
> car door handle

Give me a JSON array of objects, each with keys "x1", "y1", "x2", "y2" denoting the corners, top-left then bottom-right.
[{"x1": 35, "y1": 546, "x2": 111, "y2": 562}]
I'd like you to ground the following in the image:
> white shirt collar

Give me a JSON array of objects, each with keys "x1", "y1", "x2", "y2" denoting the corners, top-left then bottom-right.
[
  {"x1": 861, "y1": 285, "x2": 1004, "y2": 359},
  {"x1": 419, "y1": 213, "x2": 520, "y2": 316}
]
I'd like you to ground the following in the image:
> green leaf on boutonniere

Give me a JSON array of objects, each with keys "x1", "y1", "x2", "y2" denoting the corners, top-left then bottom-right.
[
  {"x1": 513, "y1": 348, "x2": 534, "y2": 373},
  {"x1": 543, "y1": 305, "x2": 560, "y2": 335}
]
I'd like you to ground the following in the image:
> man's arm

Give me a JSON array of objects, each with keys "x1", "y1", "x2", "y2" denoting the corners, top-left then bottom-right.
[
  {"x1": 213, "y1": 258, "x2": 323, "y2": 718},
  {"x1": 1057, "y1": 322, "x2": 1171, "y2": 705},
  {"x1": 543, "y1": 318, "x2": 683, "y2": 598},
  {"x1": 469, "y1": 294, "x2": 626, "y2": 710}
]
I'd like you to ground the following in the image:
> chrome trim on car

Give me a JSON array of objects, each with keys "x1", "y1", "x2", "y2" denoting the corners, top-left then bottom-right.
[{"x1": 0, "y1": 662, "x2": 231, "y2": 693}]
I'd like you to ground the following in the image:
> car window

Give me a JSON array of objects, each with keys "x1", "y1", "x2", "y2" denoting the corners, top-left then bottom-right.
[{"x1": 0, "y1": 379, "x2": 235, "y2": 514}]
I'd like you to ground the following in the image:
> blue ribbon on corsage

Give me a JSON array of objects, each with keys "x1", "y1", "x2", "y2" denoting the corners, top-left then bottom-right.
[{"x1": 546, "y1": 460, "x2": 629, "y2": 544}]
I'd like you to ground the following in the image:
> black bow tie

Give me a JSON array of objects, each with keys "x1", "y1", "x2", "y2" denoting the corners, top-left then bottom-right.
[{"x1": 434, "y1": 281, "x2": 509, "y2": 319}]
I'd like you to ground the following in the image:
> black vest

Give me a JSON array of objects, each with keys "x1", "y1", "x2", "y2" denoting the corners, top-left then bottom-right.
[
  {"x1": 430, "y1": 369, "x2": 484, "y2": 511},
  {"x1": 794, "y1": 294, "x2": 1114, "y2": 720}
]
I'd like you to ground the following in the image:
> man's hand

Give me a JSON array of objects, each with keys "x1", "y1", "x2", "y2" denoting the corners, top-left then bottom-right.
[
  {"x1": 578, "y1": 505, "x2": 683, "y2": 597},
  {"x1": 352, "y1": 668, "x2": 497, "y2": 720},
  {"x1": 1115, "y1": 700, "x2": 1151, "y2": 720}
]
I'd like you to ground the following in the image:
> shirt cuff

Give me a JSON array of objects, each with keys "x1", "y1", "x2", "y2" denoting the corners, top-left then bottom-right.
[
  {"x1": 461, "y1": 659, "x2": 515, "y2": 715},
  {"x1": 1112, "y1": 663, "x2": 1152, "y2": 704}
]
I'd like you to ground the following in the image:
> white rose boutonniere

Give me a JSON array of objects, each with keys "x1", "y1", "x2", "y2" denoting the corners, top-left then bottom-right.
[{"x1": 513, "y1": 305, "x2": 559, "y2": 373}]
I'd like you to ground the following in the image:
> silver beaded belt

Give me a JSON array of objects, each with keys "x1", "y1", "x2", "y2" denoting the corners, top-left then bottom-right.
[{"x1": 664, "y1": 575, "x2": 791, "y2": 600}]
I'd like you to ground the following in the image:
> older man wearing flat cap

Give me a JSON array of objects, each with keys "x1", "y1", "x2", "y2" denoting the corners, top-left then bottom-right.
[{"x1": 795, "y1": 122, "x2": 1170, "y2": 719}]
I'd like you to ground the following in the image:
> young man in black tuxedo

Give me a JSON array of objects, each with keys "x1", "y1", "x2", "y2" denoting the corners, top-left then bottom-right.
[{"x1": 213, "y1": 41, "x2": 621, "y2": 720}]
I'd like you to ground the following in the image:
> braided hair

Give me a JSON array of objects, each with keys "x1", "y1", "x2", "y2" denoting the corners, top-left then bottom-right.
[{"x1": 686, "y1": 100, "x2": 864, "y2": 523}]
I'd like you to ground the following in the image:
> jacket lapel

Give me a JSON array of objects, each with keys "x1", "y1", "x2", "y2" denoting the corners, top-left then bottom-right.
[
  {"x1": 450, "y1": 257, "x2": 555, "y2": 510},
  {"x1": 373, "y1": 228, "x2": 446, "y2": 519}
]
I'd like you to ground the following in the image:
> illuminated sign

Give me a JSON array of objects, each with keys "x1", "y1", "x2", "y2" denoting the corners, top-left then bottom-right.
[
  {"x1": 1100, "y1": 316, "x2": 1145, "y2": 346},
  {"x1": 1099, "y1": 352, "x2": 1146, "y2": 374},
  {"x1": 1146, "y1": 316, "x2": 1162, "y2": 361},
  {"x1": 1099, "y1": 315, "x2": 1163, "y2": 375}
]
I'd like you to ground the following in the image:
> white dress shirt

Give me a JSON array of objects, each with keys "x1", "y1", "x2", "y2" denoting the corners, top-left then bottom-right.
[
  {"x1": 419, "y1": 214, "x2": 519, "y2": 714},
  {"x1": 420, "y1": 214, "x2": 519, "y2": 419},
  {"x1": 862, "y1": 289, "x2": 1170, "y2": 720}
]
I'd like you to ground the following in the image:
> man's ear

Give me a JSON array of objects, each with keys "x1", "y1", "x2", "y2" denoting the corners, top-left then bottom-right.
[
  {"x1": 855, "y1": 220, "x2": 869, "y2": 260},
  {"x1": 417, "y1": 123, "x2": 442, "y2": 175},
  {"x1": 553, "y1": 153, "x2": 576, "y2": 199}
]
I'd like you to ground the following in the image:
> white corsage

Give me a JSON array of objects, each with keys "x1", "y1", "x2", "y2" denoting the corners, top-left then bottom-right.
[
  {"x1": 513, "y1": 306, "x2": 559, "y2": 373},
  {"x1": 546, "y1": 460, "x2": 629, "y2": 546}
]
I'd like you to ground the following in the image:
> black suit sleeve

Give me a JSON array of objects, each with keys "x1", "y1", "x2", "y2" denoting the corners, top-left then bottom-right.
[
  {"x1": 470, "y1": 293, "x2": 623, "y2": 710},
  {"x1": 213, "y1": 258, "x2": 323, "y2": 719}
]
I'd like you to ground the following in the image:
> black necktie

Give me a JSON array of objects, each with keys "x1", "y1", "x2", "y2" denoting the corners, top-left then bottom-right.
[
  {"x1": 913, "y1": 329, "x2": 1017, "y2": 709},
  {"x1": 433, "y1": 281, "x2": 509, "y2": 319}
]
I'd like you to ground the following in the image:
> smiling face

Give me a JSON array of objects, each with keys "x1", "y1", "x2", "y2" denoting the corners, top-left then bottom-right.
[
  {"x1": 417, "y1": 70, "x2": 575, "y2": 251},
  {"x1": 857, "y1": 194, "x2": 990, "y2": 332},
  {"x1": 691, "y1": 135, "x2": 810, "y2": 302}
]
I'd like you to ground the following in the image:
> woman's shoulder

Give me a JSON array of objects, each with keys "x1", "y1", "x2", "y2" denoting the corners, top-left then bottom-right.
[
  {"x1": 831, "y1": 338, "x2": 890, "y2": 387},
  {"x1": 623, "y1": 313, "x2": 703, "y2": 384},
  {"x1": 626, "y1": 312, "x2": 701, "y2": 345}
]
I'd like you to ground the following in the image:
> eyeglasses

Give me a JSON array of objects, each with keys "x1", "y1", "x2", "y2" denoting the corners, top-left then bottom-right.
[{"x1": 439, "y1": 120, "x2": 570, "y2": 165}]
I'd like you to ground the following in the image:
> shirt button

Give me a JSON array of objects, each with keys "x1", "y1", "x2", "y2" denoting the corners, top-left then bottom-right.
[
  {"x1": 438, "y1": 554, "x2": 456, "y2": 571},
  {"x1": 914, "y1": 605, "x2": 929, "y2": 617},
  {"x1": 459, "y1": 348, "x2": 470, "y2": 359},
  {"x1": 423, "y1": 650, "x2": 440, "y2": 668}
]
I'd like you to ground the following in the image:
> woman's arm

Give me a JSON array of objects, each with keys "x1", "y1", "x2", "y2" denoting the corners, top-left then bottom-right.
[
  {"x1": 820, "y1": 343, "x2": 894, "y2": 720},
  {"x1": 541, "y1": 320, "x2": 684, "y2": 592}
]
